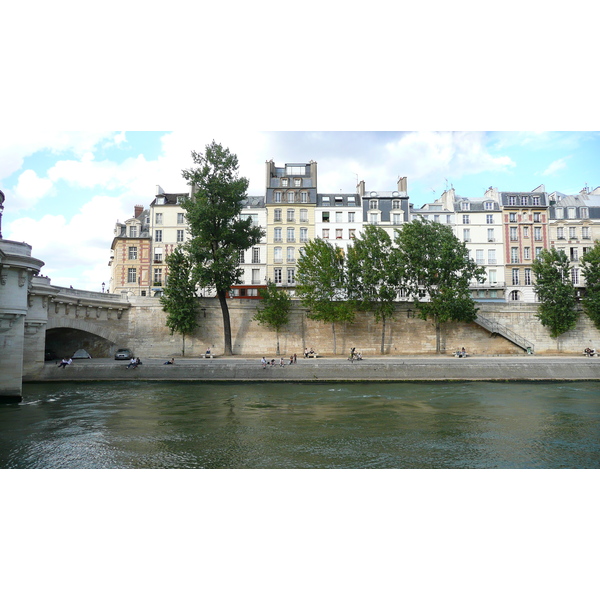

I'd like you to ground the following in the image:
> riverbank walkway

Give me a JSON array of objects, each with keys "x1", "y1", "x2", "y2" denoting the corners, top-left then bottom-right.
[{"x1": 30, "y1": 354, "x2": 600, "y2": 382}]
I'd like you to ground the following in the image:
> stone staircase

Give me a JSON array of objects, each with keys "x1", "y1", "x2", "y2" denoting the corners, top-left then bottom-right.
[{"x1": 475, "y1": 314, "x2": 535, "y2": 353}]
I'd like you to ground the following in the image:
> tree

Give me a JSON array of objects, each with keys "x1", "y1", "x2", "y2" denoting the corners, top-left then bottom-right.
[
  {"x1": 581, "y1": 241, "x2": 600, "y2": 331},
  {"x1": 181, "y1": 141, "x2": 263, "y2": 355},
  {"x1": 532, "y1": 248, "x2": 578, "y2": 338},
  {"x1": 394, "y1": 219, "x2": 486, "y2": 353},
  {"x1": 253, "y1": 281, "x2": 292, "y2": 355},
  {"x1": 346, "y1": 225, "x2": 400, "y2": 353},
  {"x1": 160, "y1": 247, "x2": 198, "y2": 356},
  {"x1": 295, "y1": 238, "x2": 354, "y2": 354}
]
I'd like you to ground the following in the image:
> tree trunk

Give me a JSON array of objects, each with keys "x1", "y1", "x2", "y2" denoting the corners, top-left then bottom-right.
[
  {"x1": 332, "y1": 322, "x2": 337, "y2": 355},
  {"x1": 182, "y1": 333, "x2": 186, "y2": 357},
  {"x1": 217, "y1": 289, "x2": 233, "y2": 355},
  {"x1": 435, "y1": 317, "x2": 441, "y2": 354},
  {"x1": 276, "y1": 329, "x2": 280, "y2": 355},
  {"x1": 380, "y1": 314, "x2": 386, "y2": 355}
]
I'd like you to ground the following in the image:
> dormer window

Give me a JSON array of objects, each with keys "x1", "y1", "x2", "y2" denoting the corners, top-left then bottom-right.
[
  {"x1": 581, "y1": 207, "x2": 589, "y2": 219},
  {"x1": 369, "y1": 200, "x2": 378, "y2": 210},
  {"x1": 294, "y1": 178, "x2": 302, "y2": 187},
  {"x1": 461, "y1": 202, "x2": 469, "y2": 211},
  {"x1": 281, "y1": 178, "x2": 289, "y2": 187}
]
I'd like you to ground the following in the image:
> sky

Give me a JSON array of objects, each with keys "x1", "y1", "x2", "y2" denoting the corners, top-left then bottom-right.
[{"x1": 1, "y1": 131, "x2": 598, "y2": 291}]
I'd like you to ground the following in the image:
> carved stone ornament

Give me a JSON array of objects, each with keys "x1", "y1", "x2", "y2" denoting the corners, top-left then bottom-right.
[
  {"x1": 0, "y1": 313, "x2": 20, "y2": 333},
  {"x1": 24, "y1": 321, "x2": 44, "y2": 336},
  {"x1": 18, "y1": 271, "x2": 26, "y2": 287}
]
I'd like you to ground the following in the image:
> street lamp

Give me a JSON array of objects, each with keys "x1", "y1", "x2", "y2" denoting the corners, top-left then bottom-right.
[
  {"x1": 0, "y1": 189, "x2": 5, "y2": 240},
  {"x1": 102, "y1": 282, "x2": 105, "y2": 293}
]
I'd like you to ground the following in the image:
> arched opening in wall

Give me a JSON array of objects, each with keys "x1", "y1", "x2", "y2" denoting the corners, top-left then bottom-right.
[
  {"x1": 509, "y1": 290, "x2": 520, "y2": 301},
  {"x1": 45, "y1": 328, "x2": 114, "y2": 359}
]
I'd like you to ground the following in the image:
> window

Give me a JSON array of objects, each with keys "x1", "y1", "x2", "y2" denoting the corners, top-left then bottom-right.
[
  {"x1": 487, "y1": 228, "x2": 495, "y2": 242},
  {"x1": 510, "y1": 290, "x2": 520, "y2": 301},
  {"x1": 532, "y1": 196, "x2": 540, "y2": 206},
  {"x1": 581, "y1": 207, "x2": 589, "y2": 219},
  {"x1": 490, "y1": 290, "x2": 498, "y2": 298},
  {"x1": 534, "y1": 227, "x2": 542, "y2": 241},
  {"x1": 336, "y1": 229, "x2": 343, "y2": 239},
  {"x1": 463, "y1": 229, "x2": 470, "y2": 242},
  {"x1": 287, "y1": 191, "x2": 295, "y2": 203},
  {"x1": 568, "y1": 207, "x2": 576, "y2": 219},
  {"x1": 246, "y1": 213, "x2": 259, "y2": 225},
  {"x1": 128, "y1": 247, "x2": 137, "y2": 260},
  {"x1": 287, "y1": 228, "x2": 295, "y2": 242},
  {"x1": 488, "y1": 249, "x2": 496, "y2": 264},
  {"x1": 520, "y1": 196, "x2": 528, "y2": 206},
  {"x1": 154, "y1": 248, "x2": 163, "y2": 262},
  {"x1": 582, "y1": 226, "x2": 590, "y2": 239},
  {"x1": 535, "y1": 247, "x2": 542, "y2": 258},
  {"x1": 524, "y1": 268, "x2": 532, "y2": 285},
  {"x1": 570, "y1": 247, "x2": 578, "y2": 262},
  {"x1": 489, "y1": 269, "x2": 497, "y2": 283},
  {"x1": 369, "y1": 200, "x2": 378, "y2": 210},
  {"x1": 127, "y1": 268, "x2": 137, "y2": 283},
  {"x1": 322, "y1": 229, "x2": 329, "y2": 239},
  {"x1": 238, "y1": 249, "x2": 245, "y2": 263},
  {"x1": 484, "y1": 201, "x2": 493, "y2": 210},
  {"x1": 393, "y1": 213, "x2": 402, "y2": 225},
  {"x1": 446, "y1": 215, "x2": 452, "y2": 224},
  {"x1": 336, "y1": 212, "x2": 343, "y2": 223},
  {"x1": 155, "y1": 213, "x2": 163, "y2": 225},
  {"x1": 287, "y1": 209, "x2": 295, "y2": 222},
  {"x1": 463, "y1": 214, "x2": 470, "y2": 224},
  {"x1": 177, "y1": 230, "x2": 184, "y2": 242},
  {"x1": 370, "y1": 213, "x2": 378, "y2": 225},
  {"x1": 274, "y1": 267, "x2": 282, "y2": 283},
  {"x1": 572, "y1": 268, "x2": 579, "y2": 285},
  {"x1": 461, "y1": 202, "x2": 470, "y2": 211},
  {"x1": 511, "y1": 247, "x2": 519, "y2": 263},
  {"x1": 301, "y1": 192, "x2": 308, "y2": 203},
  {"x1": 274, "y1": 247, "x2": 282, "y2": 263},
  {"x1": 322, "y1": 212, "x2": 330, "y2": 223},
  {"x1": 486, "y1": 214, "x2": 494, "y2": 224},
  {"x1": 281, "y1": 178, "x2": 288, "y2": 187},
  {"x1": 287, "y1": 247, "x2": 295, "y2": 263},
  {"x1": 522, "y1": 226, "x2": 528, "y2": 238},
  {"x1": 349, "y1": 229, "x2": 356, "y2": 239},
  {"x1": 509, "y1": 196, "x2": 517, "y2": 206},
  {"x1": 287, "y1": 268, "x2": 295, "y2": 285},
  {"x1": 129, "y1": 226, "x2": 138, "y2": 237},
  {"x1": 557, "y1": 227, "x2": 565, "y2": 239},
  {"x1": 274, "y1": 227, "x2": 282, "y2": 242},
  {"x1": 300, "y1": 228, "x2": 308, "y2": 242},
  {"x1": 274, "y1": 209, "x2": 282, "y2": 222},
  {"x1": 348, "y1": 212, "x2": 355, "y2": 223},
  {"x1": 533, "y1": 213, "x2": 541, "y2": 223},
  {"x1": 274, "y1": 192, "x2": 282, "y2": 203},
  {"x1": 392, "y1": 200, "x2": 400, "y2": 210},
  {"x1": 569, "y1": 227, "x2": 577, "y2": 239},
  {"x1": 294, "y1": 178, "x2": 301, "y2": 187},
  {"x1": 177, "y1": 213, "x2": 184, "y2": 224},
  {"x1": 155, "y1": 230, "x2": 162, "y2": 242},
  {"x1": 510, "y1": 227, "x2": 518, "y2": 241},
  {"x1": 286, "y1": 166, "x2": 305, "y2": 175},
  {"x1": 252, "y1": 247, "x2": 260, "y2": 263},
  {"x1": 252, "y1": 269, "x2": 260, "y2": 285},
  {"x1": 434, "y1": 215, "x2": 439, "y2": 222},
  {"x1": 512, "y1": 268, "x2": 519, "y2": 285},
  {"x1": 509, "y1": 213, "x2": 517, "y2": 222},
  {"x1": 476, "y1": 250, "x2": 484, "y2": 264},
  {"x1": 524, "y1": 247, "x2": 530, "y2": 260},
  {"x1": 347, "y1": 196, "x2": 355, "y2": 206},
  {"x1": 322, "y1": 196, "x2": 330, "y2": 205},
  {"x1": 154, "y1": 268, "x2": 162, "y2": 285}
]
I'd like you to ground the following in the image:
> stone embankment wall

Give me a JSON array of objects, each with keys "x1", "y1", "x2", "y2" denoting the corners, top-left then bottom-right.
[{"x1": 122, "y1": 298, "x2": 600, "y2": 358}]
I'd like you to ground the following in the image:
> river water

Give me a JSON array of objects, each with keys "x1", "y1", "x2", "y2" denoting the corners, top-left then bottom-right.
[{"x1": 1, "y1": 381, "x2": 599, "y2": 468}]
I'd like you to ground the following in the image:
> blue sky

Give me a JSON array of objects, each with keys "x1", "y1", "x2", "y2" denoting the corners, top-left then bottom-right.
[{"x1": 1, "y1": 131, "x2": 598, "y2": 291}]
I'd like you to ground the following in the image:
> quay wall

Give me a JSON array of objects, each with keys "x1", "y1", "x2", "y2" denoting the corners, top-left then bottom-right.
[{"x1": 119, "y1": 298, "x2": 600, "y2": 359}]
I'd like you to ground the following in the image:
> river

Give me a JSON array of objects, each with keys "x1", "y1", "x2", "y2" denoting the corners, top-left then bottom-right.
[{"x1": 1, "y1": 380, "x2": 599, "y2": 468}]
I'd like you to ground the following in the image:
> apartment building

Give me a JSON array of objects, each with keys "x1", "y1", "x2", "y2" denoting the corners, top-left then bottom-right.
[
  {"x1": 315, "y1": 193, "x2": 362, "y2": 254},
  {"x1": 501, "y1": 186, "x2": 550, "y2": 302},
  {"x1": 264, "y1": 160, "x2": 318, "y2": 291},
  {"x1": 108, "y1": 205, "x2": 152, "y2": 297}
]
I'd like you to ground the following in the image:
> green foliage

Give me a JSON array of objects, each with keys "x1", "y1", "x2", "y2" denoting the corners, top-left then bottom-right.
[
  {"x1": 296, "y1": 238, "x2": 354, "y2": 353},
  {"x1": 531, "y1": 248, "x2": 578, "y2": 338},
  {"x1": 254, "y1": 282, "x2": 292, "y2": 354},
  {"x1": 160, "y1": 247, "x2": 198, "y2": 354},
  {"x1": 394, "y1": 219, "x2": 486, "y2": 324},
  {"x1": 346, "y1": 225, "x2": 400, "y2": 353},
  {"x1": 581, "y1": 241, "x2": 600, "y2": 330},
  {"x1": 180, "y1": 141, "x2": 263, "y2": 354},
  {"x1": 181, "y1": 141, "x2": 263, "y2": 294}
]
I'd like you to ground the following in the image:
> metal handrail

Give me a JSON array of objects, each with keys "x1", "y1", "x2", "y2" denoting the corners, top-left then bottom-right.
[{"x1": 475, "y1": 314, "x2": 535, "y2": 353}]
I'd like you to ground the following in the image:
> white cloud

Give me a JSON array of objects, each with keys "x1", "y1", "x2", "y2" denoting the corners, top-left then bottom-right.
[
  {"x1": 541, "y1": 157, "x2": 568, "y2": 176},
  {"x1": 11, "y1": 169, "x2": 55, "y2": 210}
]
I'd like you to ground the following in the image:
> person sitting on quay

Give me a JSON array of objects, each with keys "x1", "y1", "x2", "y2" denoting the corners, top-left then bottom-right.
[
  {"x1": 584, "y1": 347, "x2": 596, "y2": 357},
  {"x1": 304, "y1": 348, "x2": 309, "y2": 358},
  {"x1": 164, "y1": 358, "x2": 175, "y2": 365},
  {"x1": 58, "y1": 358, "x2": 69, "y2": 369},
  {"x1": 127, "y1": 357, "x2": 138, "y2": 369},
  {"x1": 205, "y1": 348, "x2": 212, "y2": 358}
]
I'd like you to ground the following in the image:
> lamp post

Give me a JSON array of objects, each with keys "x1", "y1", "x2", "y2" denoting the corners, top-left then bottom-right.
[
  {"x1": 0, "y1": 189, "x2": 5, "y2": 240},
  {"x1": 102, "y1": 282, "x2": 105, "y2": 293}
]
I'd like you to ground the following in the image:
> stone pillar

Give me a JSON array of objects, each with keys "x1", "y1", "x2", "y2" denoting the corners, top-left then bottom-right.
[{"x1": 0, "y1": 240, "x2": 44, "y2": 402}]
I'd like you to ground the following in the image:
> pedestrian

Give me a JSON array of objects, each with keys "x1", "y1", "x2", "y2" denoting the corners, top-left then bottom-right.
[
  {"x1": 261, "y1": 357, "x2": 267, "y2": 369},
  {"x1": 280, "y1": 357, "x2": 284, "y2": 367},
  {"x1": 293, "y1": 353, "x2": 297, "y2": 364}
]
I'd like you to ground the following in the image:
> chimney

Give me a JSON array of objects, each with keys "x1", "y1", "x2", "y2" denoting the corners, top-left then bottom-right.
[
  {"x1": 397, "y1": 176, "x2": 407, "y2": 193},
  {"x1": 134, "y1": 205, "x2": 144, "y2": 218},
  {"x1": 357, "y1": 180, "x2": 365, "y2": 197}
]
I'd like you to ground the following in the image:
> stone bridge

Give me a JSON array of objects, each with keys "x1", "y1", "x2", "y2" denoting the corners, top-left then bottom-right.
[{"x1": 24, "y1": 276, "x2": 132, "y2": 375}]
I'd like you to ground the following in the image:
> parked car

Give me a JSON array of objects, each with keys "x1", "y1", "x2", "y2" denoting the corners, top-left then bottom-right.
[
  {"x1": 72, "y1": 349, "x2": 92, "y2": 359},
  {"x1": 114, "y1": 348, "x2": 132, "y2": 360}
]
